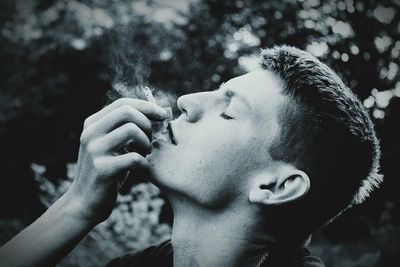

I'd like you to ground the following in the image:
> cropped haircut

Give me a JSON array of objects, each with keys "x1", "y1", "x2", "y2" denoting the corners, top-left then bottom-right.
[{"x1": 259, "y1": 45, "x2": 382, "y2": 236}]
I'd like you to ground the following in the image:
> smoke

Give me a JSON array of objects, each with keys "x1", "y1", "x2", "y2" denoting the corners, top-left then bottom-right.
[
  {"x1": 105, "y1": 26, "x2": 149, "y2": 103},
  {"x1": 104, "y1": 25, "x2": 176, "y2": 110}
]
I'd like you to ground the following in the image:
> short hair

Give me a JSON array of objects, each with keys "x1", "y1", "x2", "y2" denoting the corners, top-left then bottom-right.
[{"x1": 259, "y1": 45, "x2": 382, "y2": 234}]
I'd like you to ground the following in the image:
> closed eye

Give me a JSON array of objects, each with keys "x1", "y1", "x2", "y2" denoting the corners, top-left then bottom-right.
[{"x1": 221, "y1": 112, "x2": 234, "y2": 120}]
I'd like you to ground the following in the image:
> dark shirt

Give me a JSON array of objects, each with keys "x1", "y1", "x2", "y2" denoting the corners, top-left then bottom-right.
[{"x1": 105, "y1": 239, "x2": 325, "y2": 267}]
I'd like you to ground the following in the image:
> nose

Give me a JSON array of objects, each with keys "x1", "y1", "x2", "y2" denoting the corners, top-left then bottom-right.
[{"x1": 177, "y1": 92, "x2": 207, "y2": 122}]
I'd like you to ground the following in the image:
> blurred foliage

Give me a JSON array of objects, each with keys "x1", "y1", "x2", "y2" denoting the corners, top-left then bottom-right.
[
  {"x1": 29, "y1": 162, "x2": 171, "y2": 266},
  {"x1": 0, "y1": 0, "x2": 399, "y2": 266}
]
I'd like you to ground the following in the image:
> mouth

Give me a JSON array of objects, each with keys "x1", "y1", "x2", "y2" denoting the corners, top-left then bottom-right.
[{"x1": 167, "y1": 123, "x2": 177, "y2": 145}]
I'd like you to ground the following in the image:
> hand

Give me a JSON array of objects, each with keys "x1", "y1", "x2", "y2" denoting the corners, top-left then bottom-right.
[{"x1": 65, "y1": 98, "x2": 167, "y2": 225}]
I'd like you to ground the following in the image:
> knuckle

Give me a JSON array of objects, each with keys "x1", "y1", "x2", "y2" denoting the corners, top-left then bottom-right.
[
  {"x1": 92, "y1": 158, "x2": 105, "y2": 174},
  {"x1": 80, "y1": 131, "x2": 89, "y2": 145},
  {"x1": 83, "y1": 116, "x2": 92, "y2": 128},
  {"x1": 86, "y1": 141, "x2": 99, "y2": 155}
]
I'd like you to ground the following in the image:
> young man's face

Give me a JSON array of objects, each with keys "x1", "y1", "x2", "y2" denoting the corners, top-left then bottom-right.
[{"x1": 147, "y1": 70, "x2": 287, "y2": 208}]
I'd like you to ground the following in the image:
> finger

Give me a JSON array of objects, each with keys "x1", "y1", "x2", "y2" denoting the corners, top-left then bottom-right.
[
  {"x1": 95, "y1": 153, "x2": 148, "y2": 179},
  {"x1": 84, "y1": 105, "x2": 153, "y2": 139},
  {"x1": 93, "y1": 122, "x2": 151, "y2": 156},
  {"x1": 84, "y1": 98, "x2": 167, "y2": 128}
]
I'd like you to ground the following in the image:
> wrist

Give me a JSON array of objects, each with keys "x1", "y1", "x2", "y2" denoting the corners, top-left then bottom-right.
[{"x1": 56, "y1": 189, "x2": 102, "y2": 228}]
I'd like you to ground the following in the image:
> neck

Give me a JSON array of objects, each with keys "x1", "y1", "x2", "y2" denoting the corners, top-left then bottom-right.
[{"x1": 167, "y1": 196, "x2": 276, "y2": 267}]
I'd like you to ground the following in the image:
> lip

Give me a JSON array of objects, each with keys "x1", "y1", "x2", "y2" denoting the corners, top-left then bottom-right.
[
  {"x1": 151, "y1": 122, "x2": 178, "y2": 147},
  {"x1": 168, "y1": 122, "x2": 178, "y2": 145}
]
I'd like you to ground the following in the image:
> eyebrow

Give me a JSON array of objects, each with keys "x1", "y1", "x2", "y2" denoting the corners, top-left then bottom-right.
[
  {"x1": 224, "y1": 87, "x2": 251, "y2": 111},
  {"x1": 216, "y1": 82, "x2": 251, "y2": 110}
]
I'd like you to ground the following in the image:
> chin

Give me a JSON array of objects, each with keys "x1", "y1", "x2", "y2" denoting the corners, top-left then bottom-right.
[
  {"x1": 146, "y1": 154, "x2": 172, "y2": 186},
  {"x1": 146, "y1": 160, "x2": 188, "y2": 199}
]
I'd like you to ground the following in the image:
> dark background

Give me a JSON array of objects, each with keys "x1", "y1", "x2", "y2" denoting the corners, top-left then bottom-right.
[{"x1": 0, "y1": 0, "x2": 399, "y2": 266}]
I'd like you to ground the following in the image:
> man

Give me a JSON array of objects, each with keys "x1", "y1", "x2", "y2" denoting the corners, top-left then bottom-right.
[{"x1": 0, "y1": 45, "x2": 382, "y2": 266}]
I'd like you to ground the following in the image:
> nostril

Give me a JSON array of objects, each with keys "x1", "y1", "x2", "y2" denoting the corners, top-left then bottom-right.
[
  {"x1": 176, "y1": 96, "x2": 187, "y2": 114},
  {"x1": 177, "y1": 96, "x2": 192, "y2": 120},
  {"x1": 176, "y1": 93, "x2": 202, "y2": 122}
]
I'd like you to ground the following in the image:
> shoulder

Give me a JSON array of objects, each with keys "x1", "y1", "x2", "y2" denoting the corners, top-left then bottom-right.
[{"x1": 105, "y1": 239, "x2": 173, "y2": 267}]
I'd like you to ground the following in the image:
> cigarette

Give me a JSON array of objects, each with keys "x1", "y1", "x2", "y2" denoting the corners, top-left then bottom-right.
[
  {"x1": 143, "y1": 86, "x2": 157, "y2": 105},
  {"x1": 142, "y1": 86, "x2": 174, "y2": 142}
]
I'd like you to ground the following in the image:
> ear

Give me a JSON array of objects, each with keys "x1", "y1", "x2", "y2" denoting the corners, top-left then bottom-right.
[{"x1": 249, "y1": 167, "x2": 310, "y2": 206}]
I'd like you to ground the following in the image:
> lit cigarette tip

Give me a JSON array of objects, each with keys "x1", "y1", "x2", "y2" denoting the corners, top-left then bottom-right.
[{"x1": 143, "y1": 86, "x2": 173, "y2": 120}]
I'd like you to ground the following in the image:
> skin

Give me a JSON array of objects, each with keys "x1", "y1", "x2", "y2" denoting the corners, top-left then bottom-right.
[
  {"x1": 148, "y1": 70, "x2": 311, "y2": 266},
  {"x1": 0, "y1": 70, "x2": 310, "y2": 267},
  {"x1": 148, "y1": 70, "x2": 284, "y2": 208}
]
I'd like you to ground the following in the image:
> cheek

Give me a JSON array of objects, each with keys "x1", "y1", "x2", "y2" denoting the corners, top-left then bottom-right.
[{"x1": 185, "y1": 134, "x2": 256, "y2": 181}]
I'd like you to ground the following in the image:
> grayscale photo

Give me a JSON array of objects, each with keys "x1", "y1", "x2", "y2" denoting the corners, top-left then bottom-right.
[{"x1": 0, "y1": 0, "x2": 399, "y2": 266}]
